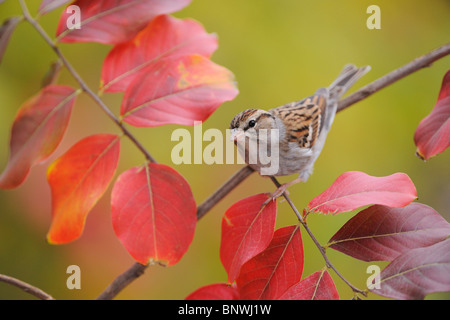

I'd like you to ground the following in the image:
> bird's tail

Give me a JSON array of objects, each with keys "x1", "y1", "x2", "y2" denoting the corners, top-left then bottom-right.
[
  {"x1": 328, "y1": 64, "x2": 371, "y2": 100},
  {"x1": 312, "y1": 64, "x2": 370, "y2": 147}
]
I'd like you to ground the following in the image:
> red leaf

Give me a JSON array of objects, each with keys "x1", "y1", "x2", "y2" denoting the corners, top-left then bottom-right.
[
  {"x1": 220, "y1": 194, "x2": 276, "y2": 284},
  {"x1": 56, "y1": 0, "x2": 191, "y2": 44},
  {"x1": 121, "y1": 54, "x2": 238, "y2": 127},
  {"x1": 0, "y1": 17, "x2": 21, "y2": 65},
  {"x1": 100, "y1": 15, "x2": 218, "y2": 93},
  {"x1": 307, "y1": 171, "x2": 417, "y2": 214},
  {"x1": 111, "y1": 163, "x2": 196, "y2": 265},
  {"x1": 278, "y1": 269, "x2": 339, "y2": 300},
  {"x1": 236, "y1": 225, "x2": 304, "y2": 300},
  {"x1": 39, "y1": 0, "x2": 72, "y2": 14},
  {"x1": 371, "y1": 239, "x2": 450, "y2": 300},
  {"x1": 414, "y1": 70, "x2": 450, "y2": 160},
  {"x1": 0, "y1": 85, "x2": 77, "y2": 189},
  {"x1": 328, "y1": 203, "x2": 450, "y2": 262},
  {"x1": 185, "y1": 283, "x2": 240, "y2": 300},
  {"x1": 47, "y1": 134, "x2": 120, "y2": 244}
]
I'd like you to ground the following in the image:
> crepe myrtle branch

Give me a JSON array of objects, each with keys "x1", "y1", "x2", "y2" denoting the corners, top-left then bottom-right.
[
  {"x1": 14, "y1": 0, "x2": 450, "y2": 300},
  {"x1": 96, "y1": 43, "x2": 450, "y2": 300}
]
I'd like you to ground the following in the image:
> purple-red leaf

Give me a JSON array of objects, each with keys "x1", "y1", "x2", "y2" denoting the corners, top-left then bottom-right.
[
  {"x1": 0, "y1": 85, "x2": 77, "y2": 189},
  {"x1": 111, "y1": 163, "x2": 197, "y2": 265},
  {"x1": 100, "y1": 14, "x2": 218, "y2": 93},
  {"x1": 39, "y1": 0, "x2": 72, "y2": 14},
  {"x1": 236, "y1": 225, "x2": 304, "y2": 300},
  {"x1": 414, "y1": 70, "x2": 450, "y2": 160},
  {"x1": 0, "y1": 17, "x2": 21, "y2": 65},
  {"x1": 278, "y1": 269, "x2": 339, "y2": 300},
  {"x1": 56, "y1": 0, "x2": 191, "y2": 44},
  {"x1": 185, "y1": 283, "x2": 240, "y2": 300},
  {"x1": 121, "y1": 54, "x2": 238, "y2": 127},
  {"x1": 307, "y1": 171, "x2": 417, "y2": 214},
  {"x1": 328, "y1": 203, "x2": 450, "y2": 262},
  {"x1": 220, "y1": 194, "x2": 277, "y2": 284},
  {"x1": 47, "y1": 134, "x2": 120, "y2": 244},
  {"x1": 371, "y1": 239, "x2": 450, "y2": 300}
]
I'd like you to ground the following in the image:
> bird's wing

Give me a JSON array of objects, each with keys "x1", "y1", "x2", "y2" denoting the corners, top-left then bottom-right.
[{"x1": 269, "y1": 93, "x2": 327, "y2": 148}]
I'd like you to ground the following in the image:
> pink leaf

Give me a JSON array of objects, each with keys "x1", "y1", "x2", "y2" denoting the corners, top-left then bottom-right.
[
  {"x1": 185, "y1": 283, "x2": 240, "y2": 300},
  {"x1": 307, "y1": 171, "x2": 417, "y2": 214},
  {"x1": 56, "y1": 0, "x2": 191, "y2": 44},
  {"x1": 414, "y1": 70, "x2": 450, "y2": 160},
  {"x1": 121, "y1": 54, "x2": 238, "y2": 127},
  {"x1": 100, "y1": 15, "x2": 218, "y2": 93},
  {"x1": 278, "y1": 270, "x2": 339, "y2": 300},
  {"x1": 328, "y1": 203, "x2": 450, "y2": 262},
  {"x1": 220, "y1": 194, "x2": 277, "y2": 284},
  {"x1": 236, "y1": 225, "x2": 304, "y2": 300}
]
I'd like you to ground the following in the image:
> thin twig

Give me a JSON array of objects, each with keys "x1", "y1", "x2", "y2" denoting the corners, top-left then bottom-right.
[
  {"x1": 18, "y1": 0, "x2": 156, "y2": 163},
  {"x1": 338, "y1": 42, "x2": 450, "y2": 112},
  {"x1": 95, "y1": 263, "x2": 147, "y2": 300},
  {"x1": 0, "y1": 274, "x2": 54, "y2": 300}
]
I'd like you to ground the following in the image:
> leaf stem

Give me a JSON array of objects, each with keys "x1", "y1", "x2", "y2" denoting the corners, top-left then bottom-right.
[
  {"x1": 0, "y1": 274, "x2": 54, "y2": 300},
  {"x1": 18, "y1": 0, "x2": 156, "y2": 163}
]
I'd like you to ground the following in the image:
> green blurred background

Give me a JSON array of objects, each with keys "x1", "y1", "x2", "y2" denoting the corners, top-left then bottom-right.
[{"x1": 0, "y1": 0, "x2": 449, "y2": 300}]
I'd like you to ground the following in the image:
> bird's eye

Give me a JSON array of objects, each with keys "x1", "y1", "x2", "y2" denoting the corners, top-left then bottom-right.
[{"x1": 248, "y1": 120, "x2": 256, "y2": 128}]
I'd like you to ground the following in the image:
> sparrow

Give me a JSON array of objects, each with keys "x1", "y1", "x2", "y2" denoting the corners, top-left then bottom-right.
[{"x1": 229, "y1": 64, "x2": 370, "y2": 202}]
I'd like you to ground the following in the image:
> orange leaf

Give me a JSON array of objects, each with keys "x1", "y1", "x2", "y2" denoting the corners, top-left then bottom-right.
[
  {"x1": 47, "y1": 134, "x2": 120, "y2": 244},
  {"x1": 100, "y1": 15, "x2": 217, "y2": 93},
  {"x1": 121, "y1": 54, "x2": 239, "y2": 127},
  {"x1": 0, "y1": 85, "x2": 77, "y2": 189}
]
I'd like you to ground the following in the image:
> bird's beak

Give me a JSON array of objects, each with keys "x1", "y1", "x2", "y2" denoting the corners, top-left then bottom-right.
[{"x1": 230, "y1": 128, "x2": 245, "y2": 142}]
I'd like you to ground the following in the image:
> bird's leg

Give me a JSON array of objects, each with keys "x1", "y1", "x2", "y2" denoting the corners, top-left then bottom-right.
[{"x1": 262, "y1": 176, "x2": 303, "y2": 207}]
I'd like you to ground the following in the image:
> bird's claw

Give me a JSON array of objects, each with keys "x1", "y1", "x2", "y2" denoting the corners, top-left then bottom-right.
[{"x1": 261, "y1": 184, "x2": 290, "y2": 207}]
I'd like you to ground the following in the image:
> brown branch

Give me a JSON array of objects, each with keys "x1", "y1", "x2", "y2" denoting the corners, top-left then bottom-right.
[
  {"x1": 196, "y1": 165, "x2": 254, "y2": 219},
  {"x1": 0, "y1": 274, "x2": 54, "y2": 300},
  {"x1": 96, "y1": 263, "x2": 147, "y2": 300}
]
